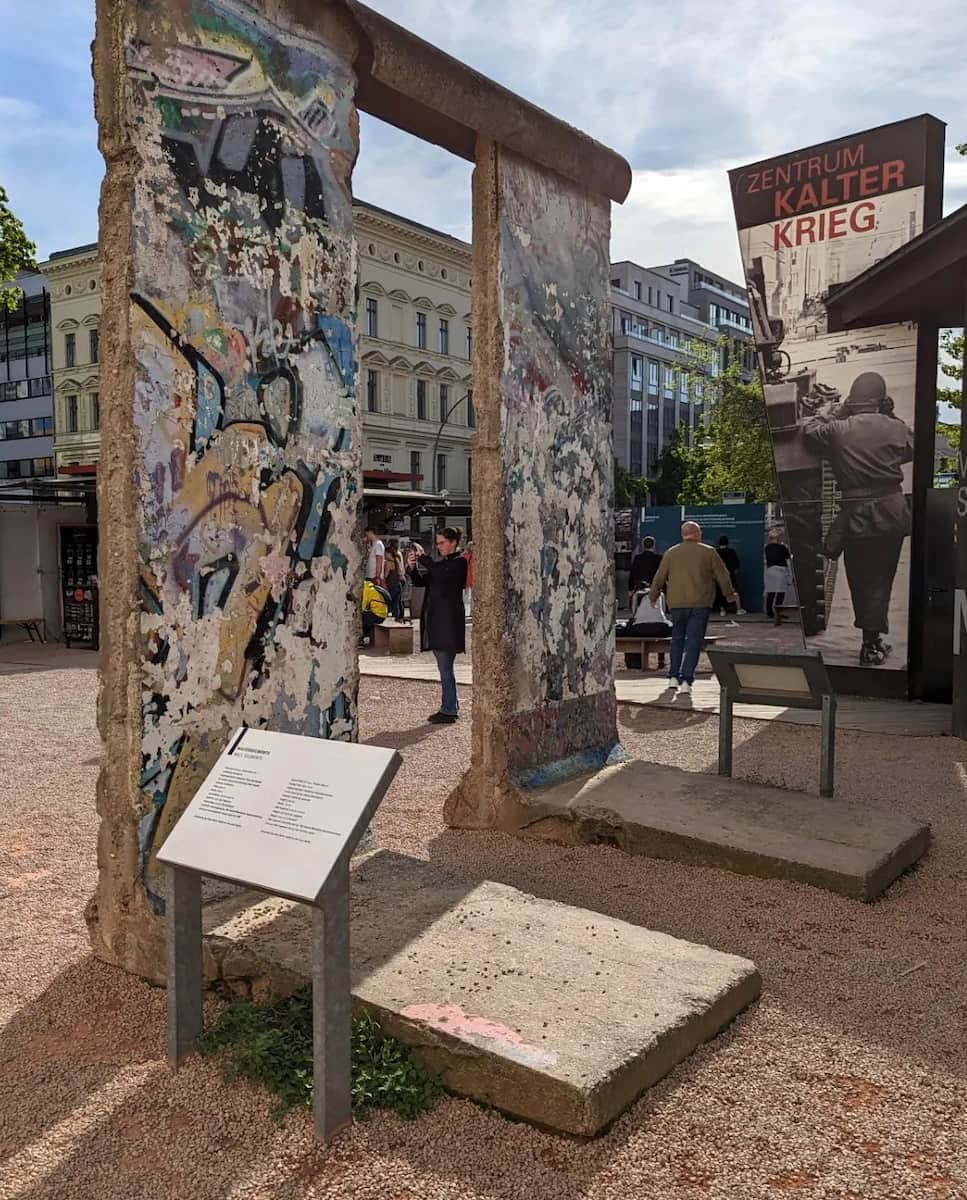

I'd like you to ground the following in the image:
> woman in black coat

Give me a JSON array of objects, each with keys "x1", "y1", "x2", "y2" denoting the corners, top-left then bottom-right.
[{"x1": 406, "y1": 527, "x2": 468, "y2": 724}]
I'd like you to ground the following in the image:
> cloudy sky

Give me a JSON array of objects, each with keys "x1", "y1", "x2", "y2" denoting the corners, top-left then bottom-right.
[{"x1": 3, "y1": 0, "x2": 966, "y2": 282}]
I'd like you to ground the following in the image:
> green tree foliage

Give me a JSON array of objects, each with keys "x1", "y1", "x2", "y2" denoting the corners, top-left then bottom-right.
[
  {"x1": 653, "y1": 365, "x2": 777, "y2": 505},
  {"x1": 937, "y1": 140, "x2": 965, "y2": 412},
  {"x1": 938, "y1": 329, "x2": 964, "y2": 410},
  {"x1": 0, "y1": 187, "x2": 37, "y2": 312},
  {"x1": 614, "y1": 459, "x2": 650, "y2": 508},
  {"x1": 651, "y1": 426, "x2": 690, "y2": 505}
]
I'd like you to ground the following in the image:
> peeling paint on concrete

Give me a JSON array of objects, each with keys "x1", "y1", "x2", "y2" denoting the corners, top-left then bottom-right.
[
  {"x1": 497, "y1": 151, "x2": 619, "y2": 780},
  {"x1": 119, "y1": 0, "x2": 360, "y2": 912}
]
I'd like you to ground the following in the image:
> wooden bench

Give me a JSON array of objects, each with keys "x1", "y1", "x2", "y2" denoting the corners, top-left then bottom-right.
[
  {"x1": 0, "y1": 617, "x2": 46, "y2": 643},
  {"x1": 371, "y1": 620, "x2": 415, "y2": 656},
  {"x1": 616, "y1": 635, "x2": 718, "y2": 672}
]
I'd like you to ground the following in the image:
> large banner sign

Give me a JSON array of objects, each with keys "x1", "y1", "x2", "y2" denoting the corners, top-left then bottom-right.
[{"x1": 730, "y1": 116, "x2": 943, "y2": 676}]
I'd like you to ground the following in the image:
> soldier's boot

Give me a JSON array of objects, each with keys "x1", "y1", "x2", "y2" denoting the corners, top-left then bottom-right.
[{"x1": 859, "y1": 639, "x2": 891, "y2": 666}]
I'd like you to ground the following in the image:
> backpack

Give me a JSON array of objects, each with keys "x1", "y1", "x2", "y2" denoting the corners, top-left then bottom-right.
[{"x1": 371, "y1": 583, "x2": 393, "y2": 609}]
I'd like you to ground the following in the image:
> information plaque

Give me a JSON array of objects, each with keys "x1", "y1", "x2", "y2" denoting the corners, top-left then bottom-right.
[
  {"x1": 157, "y1": 728, "x2": 402, "y2": 1143},
  {"x1": 158, "y1": 728, "x2": 401, "y2": 901}
]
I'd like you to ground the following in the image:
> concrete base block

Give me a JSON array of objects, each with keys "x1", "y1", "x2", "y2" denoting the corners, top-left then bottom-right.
[
  {"x1": 519, "y1": 760, "x2": 930, "y2": 902},
  {"x1": 203, "y1": 850, "x2": 760, "y2": 1136}
]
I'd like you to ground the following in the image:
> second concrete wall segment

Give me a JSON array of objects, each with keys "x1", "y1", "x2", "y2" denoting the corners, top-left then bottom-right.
[{"x1": 448, "y1": 141, "x2": 620, "y2": 830}]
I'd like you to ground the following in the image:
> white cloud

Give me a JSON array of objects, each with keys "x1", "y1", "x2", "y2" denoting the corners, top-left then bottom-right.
[
  {"x1": 7, "y1": 0, "x2": 967, "y2": 277},
  {"x1": 612, "y1": 166, "x2": 743, "y2": 281},
  {"x1": 358, "y1": 0, "x2": 967, "y2": 281}
]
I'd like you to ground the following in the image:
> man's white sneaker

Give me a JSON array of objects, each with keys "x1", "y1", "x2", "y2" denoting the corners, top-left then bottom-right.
[{"x1": 676, "y1": 682, "x2": 692, "y2": 697}]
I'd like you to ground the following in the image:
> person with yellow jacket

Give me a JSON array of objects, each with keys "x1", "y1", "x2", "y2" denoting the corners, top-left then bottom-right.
[
  {"x1": 649, "y1": 521, "x2": 738, "y2": 697},
  {"x1": 361, "y1": 579, "x2": 389, "y2": 646}
]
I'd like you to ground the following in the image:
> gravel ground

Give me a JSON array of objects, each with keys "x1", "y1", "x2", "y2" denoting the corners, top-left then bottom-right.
[{"x1": 2, "y1": 660, "x2": 967, "y2": 1200}]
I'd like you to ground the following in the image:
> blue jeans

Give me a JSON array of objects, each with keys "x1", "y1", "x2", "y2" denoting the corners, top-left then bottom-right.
[
  {"x1": 433, "y1": 650, "x2": 459, "y2": 715},
  {"x1": 668, "y1": 607, "x2": 710, "y2": 684}
]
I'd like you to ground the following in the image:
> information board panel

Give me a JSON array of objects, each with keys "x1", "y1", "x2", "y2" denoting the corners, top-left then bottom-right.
[
  {"x1": 157, "y1": 729, "x2": 401, "y2": 903},
  {"x1": 729, "y1": 115, "x2": 944, "y2": 677}
]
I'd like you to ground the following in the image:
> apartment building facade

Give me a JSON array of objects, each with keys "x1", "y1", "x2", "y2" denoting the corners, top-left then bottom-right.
[
  {"x1": 42, "y1": 243, "x2": 101, "y2": 472},
  {"x1": 42, "y1": 207, "x2": 474, "y2": 514},
  {"x1": 610, "y1": 261, "x2": 717, "y2": 478},
  {"x1": 0, "y1": 269, "x2": 90, "y2": 641},
  {"x1": 610, "y1": 258, "x2": 753, "y2": 478},
  {"x1": 653, "y1": 256, "x2": 754, "y2": 374},
  {"x1": 0, "y1": 271, "x2": 55, "y2": 482},
  {"x1": 356, "y1": 200, "x2": 473, "y2": 510}
]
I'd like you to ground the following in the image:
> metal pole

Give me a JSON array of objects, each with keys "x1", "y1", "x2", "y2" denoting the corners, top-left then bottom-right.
[
  {"x1": 820, "y1": 693, "x2": 836, "y2": 798},
  {"x1": 313, "y1": 854, "x2": 352, "y2": 1142},
  {"x1": 166, "y1": 865, "x2": 203, "y2": 1066},
  {"x1": 718, "y1": 686, "x2": 733, "y2": 777},
  {"x1": 430, "y1": 392, "x2": 469, "y2": 493}
]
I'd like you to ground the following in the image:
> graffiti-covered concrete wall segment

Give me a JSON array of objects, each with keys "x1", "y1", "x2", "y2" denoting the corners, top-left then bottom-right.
[
  {"x1": 91, "y1": 0, "x2": 360, "y2": 971},
  {"x1": 446, "y1": 143, "x2": 618, "y2": 830},
  {"x1": 498, "y1": 152, "x2": 618, "y2": 781}
]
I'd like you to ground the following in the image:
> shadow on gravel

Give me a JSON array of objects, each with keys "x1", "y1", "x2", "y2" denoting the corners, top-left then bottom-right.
[
  {"x1": 0, "y1": 645, "x2": 99, "y2": 676},
  {"x1": 0, "y1": 956, "x2": 163, "y2": 1176},
  {"x1": 616, "y1": 700, "x2": 716, "y2": 735},
  {"x1": 362, "y1": 723, "x2": 440, "y2": 753},
  {"x1": 0, "y1": 953, "x2": 297, "y2": 1200}
]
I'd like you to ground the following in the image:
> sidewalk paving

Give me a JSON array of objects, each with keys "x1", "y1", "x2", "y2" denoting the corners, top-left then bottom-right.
[
  {"x1": 0, "y1": 627, "x2": 950, "y2": 736},
  {"x1": 358, "y1": 614, "x2": 950, "y2": 737}
]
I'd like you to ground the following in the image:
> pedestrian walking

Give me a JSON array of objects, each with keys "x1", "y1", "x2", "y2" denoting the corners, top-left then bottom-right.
[
  {"x1": 384, "y1": 538, "x2": 406, "y2": 620},
  {"x1": 629, "y1": 536, "x2": 663, "y2": 591},
  {"x1": 764, "y1": 534, "x2": 792, "y2": 620},
  {"x1": 407, "y1": 527, "x2": 468, "y2": 723},
  {"x1": 715, "y1": 536, "x2": 741, "y2": 615},
  {"x1": 803, "y1": 371, "x2": 913, "y2": 666},
  {"x1": 649, "y1": 521, "x2": 739, "y2": 697}
]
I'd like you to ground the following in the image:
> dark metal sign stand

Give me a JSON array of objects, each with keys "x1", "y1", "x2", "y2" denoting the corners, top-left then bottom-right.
[{"x1": 710, "y1": 647, "x2": 837, "y2": 798}]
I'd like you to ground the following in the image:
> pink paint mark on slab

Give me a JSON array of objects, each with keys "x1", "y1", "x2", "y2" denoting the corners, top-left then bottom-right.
[{"x1": 400, "y1": 1003, "x2": 557, "y2": 1068}]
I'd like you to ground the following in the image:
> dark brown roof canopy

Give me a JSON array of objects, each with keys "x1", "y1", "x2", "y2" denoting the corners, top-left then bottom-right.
[{"x1": 338, "y1": 0, "x2": 632, "y2": 204}]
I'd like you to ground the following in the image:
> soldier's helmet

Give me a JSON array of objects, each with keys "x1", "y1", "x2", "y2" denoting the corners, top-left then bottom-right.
[{"x1": 845, "y1": 372, "x2": 888, "y2": 410}]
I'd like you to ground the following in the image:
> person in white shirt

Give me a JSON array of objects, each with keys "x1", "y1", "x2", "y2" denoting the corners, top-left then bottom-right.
[
  {"x1": 620, "y1": 590, "x2": 673, "y2": 671},
  {"x1": 364, "y1": 526, "x2": 385, "y2": 583},
  {"x1": 623, "y1": 590, "x2": 673, "y2": 638}
]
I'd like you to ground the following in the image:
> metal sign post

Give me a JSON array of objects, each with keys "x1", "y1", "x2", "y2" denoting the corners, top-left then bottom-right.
[
  {"x1": 158, "y1": 729, "x2": 401, "y2": 1143},
  {"x1": 166, "y1": 866, "x2": 203, "y2": 1066},
  {"x1": 718, "y1": 687, "x2": 734, "y2": 778},
  {"x1": 820, "y1": 694, "x2": 837, "y2": 799},
  {"x1": 709, "y1": 648, "x2": 837, "y2": 797},
  {"x1": 312, "y1": 853, "x2": 352, "y2": 1141}
]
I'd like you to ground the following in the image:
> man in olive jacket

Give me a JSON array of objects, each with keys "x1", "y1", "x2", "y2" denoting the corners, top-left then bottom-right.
[{"x1": 649, "y1": 521, "x2": 738, "y2": 696}]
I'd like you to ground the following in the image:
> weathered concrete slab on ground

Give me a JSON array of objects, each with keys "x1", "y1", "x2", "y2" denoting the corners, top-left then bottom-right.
[
  {"x1": 203, "y1": 850, "x2": 760, "y2": 1136},
  {"x1": 519, "y1": 760, "x2": 929, "y2": 902}
]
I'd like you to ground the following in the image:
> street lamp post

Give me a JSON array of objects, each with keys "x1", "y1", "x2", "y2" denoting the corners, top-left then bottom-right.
[{"x1": 430, "y1": 391, "x2": 471, "y2": 492}]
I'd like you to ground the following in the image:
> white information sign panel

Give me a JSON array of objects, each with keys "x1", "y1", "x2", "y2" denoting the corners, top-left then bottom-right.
[{"x1": 157, "y1": 728, "x2": 401, "y2": 903}]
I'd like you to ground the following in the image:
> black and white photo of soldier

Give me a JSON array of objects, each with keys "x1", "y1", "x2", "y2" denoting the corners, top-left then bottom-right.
[{"x1": 802, "y1": 371, "x2": 913, "y2": 666}]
